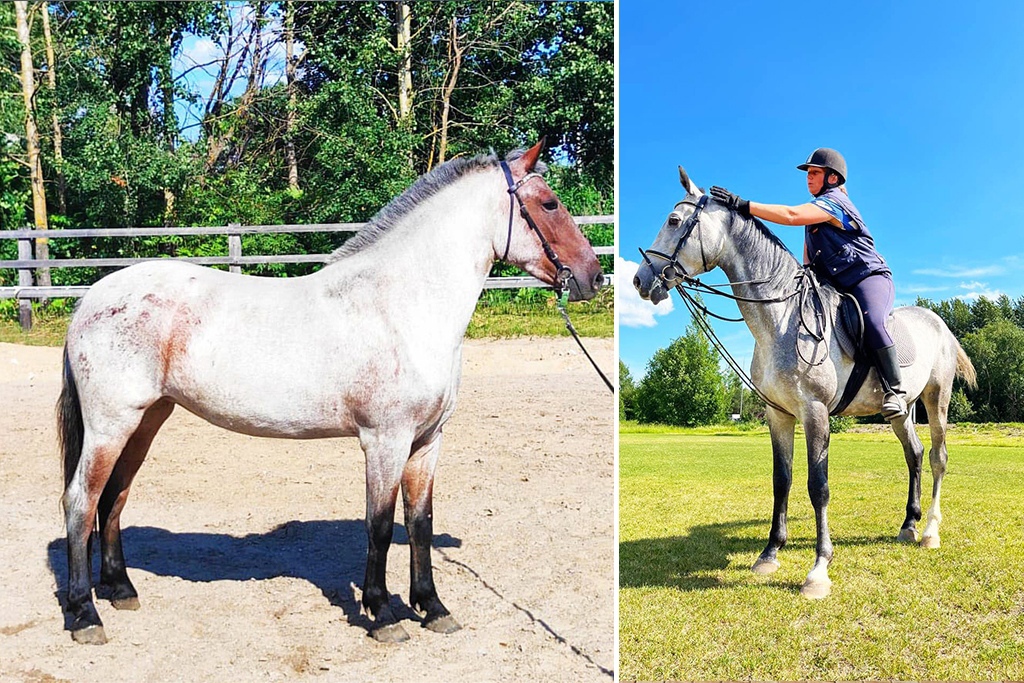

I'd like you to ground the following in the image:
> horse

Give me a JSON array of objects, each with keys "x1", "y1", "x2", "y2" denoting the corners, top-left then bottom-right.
[
  {"x1": 56, "y1": 140, "x2": 605, "y2": 645},
  {"x1": 633, "y1": 167, "x2": 976, "y2": 599}
]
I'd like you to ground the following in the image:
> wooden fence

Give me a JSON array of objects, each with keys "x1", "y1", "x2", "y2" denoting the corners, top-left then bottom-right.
[{"x1": 0, "y1": 216, "x2": 614, "y2": 329}]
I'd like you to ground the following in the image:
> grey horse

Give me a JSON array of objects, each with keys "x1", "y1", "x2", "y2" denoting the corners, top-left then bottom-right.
[{"x1": 633, "y1": 168, "x2": 976, "y2": 599}]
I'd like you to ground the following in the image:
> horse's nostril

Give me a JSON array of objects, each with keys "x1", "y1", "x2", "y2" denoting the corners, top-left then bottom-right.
[
  {"x1": 632, "y1": 275, "x2": 641, "y2": 290},
  {"x1": 594, "y1": 272, "x2": 606, "y2": 289}
]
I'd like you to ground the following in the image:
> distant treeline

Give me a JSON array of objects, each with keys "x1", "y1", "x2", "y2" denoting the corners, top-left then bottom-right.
[
  {"x1": 1, "y1": 1, "x2": 612, "y2": 288},
  {"x1": 620, "y1": 294, "x2": 1024, "y2": 427}
]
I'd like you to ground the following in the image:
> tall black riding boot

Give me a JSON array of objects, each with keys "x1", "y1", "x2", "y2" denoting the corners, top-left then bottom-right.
[{"x1": 876, "y1": 344, "x2": 908, "y2": 420}]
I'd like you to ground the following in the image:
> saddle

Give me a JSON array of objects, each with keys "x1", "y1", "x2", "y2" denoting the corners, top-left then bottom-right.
[{"x1": 830, "y1": 292, "x2": 917, "y2": 415}]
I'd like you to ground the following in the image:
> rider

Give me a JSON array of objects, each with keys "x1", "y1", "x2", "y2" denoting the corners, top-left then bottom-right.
[{"x1": 708, "y1": 148, "x2": 907, "y2": 420}]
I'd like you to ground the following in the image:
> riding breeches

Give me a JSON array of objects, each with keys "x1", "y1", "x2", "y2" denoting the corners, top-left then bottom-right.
[{"x1": 846, "y1": 273, "x2": 895, "y2": 350}]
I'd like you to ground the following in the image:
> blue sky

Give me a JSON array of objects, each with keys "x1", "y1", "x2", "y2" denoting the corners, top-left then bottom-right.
[{"x1": 618, "y1": 0, "x2": 1024, "y2": 378}]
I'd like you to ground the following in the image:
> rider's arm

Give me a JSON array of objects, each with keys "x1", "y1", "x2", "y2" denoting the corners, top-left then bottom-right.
[{"x1": 749, "y1": 202, "x2": 839, "y2": 227}]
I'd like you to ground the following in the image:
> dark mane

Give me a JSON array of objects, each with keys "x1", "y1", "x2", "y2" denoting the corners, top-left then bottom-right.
[{"x1": 327, "y1": 149, "x2": 547, "y2": 262}]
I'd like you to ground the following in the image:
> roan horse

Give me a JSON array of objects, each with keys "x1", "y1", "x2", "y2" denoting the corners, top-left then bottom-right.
[
  {"x1": 634, "y1": 168, "x2": 976, "y2": 599},
  {"x1": 57, "y1": 140, "x2": 604, "y2": 644}
]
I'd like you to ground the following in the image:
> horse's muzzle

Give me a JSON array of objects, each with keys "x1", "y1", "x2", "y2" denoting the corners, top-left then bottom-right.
[{"x1": 567, "y1": 269, "x2": 605, "y2": 301}]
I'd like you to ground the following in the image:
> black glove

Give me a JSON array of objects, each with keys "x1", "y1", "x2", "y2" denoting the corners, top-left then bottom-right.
[{"x1": 710, "y1": 186, "x2": 751, "y2": 217}]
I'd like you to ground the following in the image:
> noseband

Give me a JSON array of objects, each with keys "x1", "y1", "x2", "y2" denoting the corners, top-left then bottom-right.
[
  {"x1": 638, "y1": 193, "x2": 710, "y2": 287},
  {"x1": 500, "y1": 160, "x2": 574, "y2": 294}
]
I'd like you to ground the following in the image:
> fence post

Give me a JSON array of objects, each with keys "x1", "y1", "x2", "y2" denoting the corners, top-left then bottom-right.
[
  {"x1": 228, "y1": 223, "x2": 241, "y2": 274},
  {"x1": 17, "y1": 237, "x2": 34, "y2": 330}
]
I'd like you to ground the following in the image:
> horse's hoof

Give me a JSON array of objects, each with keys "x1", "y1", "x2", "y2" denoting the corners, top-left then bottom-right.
[
  {"x1": 424, "y1": 614, "x2": 461, "y2": 634},
  {"x1": 371, "y1": 623, "x2": 410, "y2": 643},
  {"x1": 111, "y1": 597, "x2": 140, "y2": 611},
  {"x1": 920, "y1": 535, "x2": 941, "y2": 549},
  {"x1": 800, "y1": 580, "x2": 832, "y2": 600},
  {"x1": 751, "y1": 558, "x2": 780, "y2": 575},
  {"x1": 896, "y1": 528, "x2": 919, "y2": 543},
  {"x1": 71, "y1": 625, "x2": 107, "y2": 645}
]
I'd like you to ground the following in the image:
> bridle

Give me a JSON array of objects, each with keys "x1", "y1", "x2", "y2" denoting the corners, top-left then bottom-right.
[
  {"x1": 638, "y1": 194, "x2": 834, "y2": 414},
  {"x1": 498, "y1": 160, "x2": 613, "y2": 393},
  {"x1": 500, "y1": 160, "x2": 574, "y2": 294},
  {"x1": 639, "y1": 193, "x2": 711, "y2": 283}
]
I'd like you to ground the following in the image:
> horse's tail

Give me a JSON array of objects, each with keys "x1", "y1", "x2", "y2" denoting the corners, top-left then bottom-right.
[
  {"x1": 952, "y1": 335, "x2": 978, "y2": 390},
  {"x1": 57, "y1": 345, "x2": 84, "y2": 496}
]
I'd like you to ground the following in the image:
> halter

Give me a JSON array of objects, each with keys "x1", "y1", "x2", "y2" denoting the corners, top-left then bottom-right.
[
  {"x1": 499, "y1": 160, "x2": 574, "y2": 293},
  {"x1": 498, "y1": 160, "x2": 613, "y2": 393}
]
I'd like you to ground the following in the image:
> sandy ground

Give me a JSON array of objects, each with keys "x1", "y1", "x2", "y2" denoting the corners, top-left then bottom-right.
[{"x1": 0, "y1": 338, "x2": 614, "y2": 683}]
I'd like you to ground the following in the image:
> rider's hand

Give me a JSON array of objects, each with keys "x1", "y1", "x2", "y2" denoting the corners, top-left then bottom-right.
[{"x1": 710, "y1": 186, "x2": 751, "y2": 217}]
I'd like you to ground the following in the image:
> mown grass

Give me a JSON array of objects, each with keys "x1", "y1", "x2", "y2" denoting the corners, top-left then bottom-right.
[
  {"x1": 620, "y1": 427, "x2": 1024, "y2": 681},
  {"x1": 0, "y1": 288, "x2": 613, "y2": 346}
]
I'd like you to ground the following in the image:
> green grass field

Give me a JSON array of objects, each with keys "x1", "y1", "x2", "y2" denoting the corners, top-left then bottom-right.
[{"x1": 620, "y1": 426, "x2": 1024, "y2": 681}]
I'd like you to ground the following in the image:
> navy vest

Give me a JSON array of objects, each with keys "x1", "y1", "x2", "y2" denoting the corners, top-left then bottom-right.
[{"x1": 805, "y1": 188, "x2": 890, "y2": 289}]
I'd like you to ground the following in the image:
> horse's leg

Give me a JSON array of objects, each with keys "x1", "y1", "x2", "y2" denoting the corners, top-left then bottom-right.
[
  {"x1": 97, "y1": 399, "x2": 174, "y2": 610},
  {"x1": 800, "y1": 402, "x2": 833, "y2": 599},
  {"x1": 360, "y1": 429, "x2": 412, "y2": 643},
  {"x1": 920, "y1": 381, "x2": 950, "y2": 549},
  {"x1": 889, "y1": 404, "x2": 924, "y2": 543},
  {"x1": 64, "y1": 413, "x2": 144, "y2": 644},
  {"x1": 753, "y1": 407, "x2": 796, "y2": 575},
  {"x1": 402, "y1": 431, "x2": 460, "y2": 634}
]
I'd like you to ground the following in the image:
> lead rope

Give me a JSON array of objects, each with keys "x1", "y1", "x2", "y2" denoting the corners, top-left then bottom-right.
[{"x1": 555, "y1": 287, "x2": 614, "y2": 392}]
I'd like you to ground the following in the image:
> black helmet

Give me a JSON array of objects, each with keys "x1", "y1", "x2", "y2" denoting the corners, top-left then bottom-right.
[{"x1": 797, "y1": 148, "x2": 847, "y2": 185}]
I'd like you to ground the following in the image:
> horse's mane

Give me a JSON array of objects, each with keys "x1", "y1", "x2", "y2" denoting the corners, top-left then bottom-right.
[
  {"x1": 725, "y1": 207, "x2": 841, "y2": 308},
  {"x1": 327, "y1": 149, "x2": 547, "y2": 262}
]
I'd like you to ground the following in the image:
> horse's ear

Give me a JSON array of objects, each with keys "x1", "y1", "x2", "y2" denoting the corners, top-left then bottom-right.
[
  {"x1": 514, "y1": 138, "x2": 546, "y2": 173},
  {"x1": 678, "y1": 166, "x2": 701, "y2": 196}
]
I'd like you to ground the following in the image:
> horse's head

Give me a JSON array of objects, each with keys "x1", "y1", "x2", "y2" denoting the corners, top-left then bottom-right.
[
  {"x1": 497, "y1": 139, "x2": 605, "y2": 301},
  {"x1": 634, "y1": 167, "x2": 728, "y2": 304}
]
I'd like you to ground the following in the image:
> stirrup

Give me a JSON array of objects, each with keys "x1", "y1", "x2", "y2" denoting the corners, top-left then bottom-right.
[{"x1": 881, "y1": 391, "x2": 908, "y2": 420}]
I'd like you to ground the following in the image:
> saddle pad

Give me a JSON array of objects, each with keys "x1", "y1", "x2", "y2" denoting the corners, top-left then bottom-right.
[{"x1": 834, "y1": 308, "x2": 916, "y2": 367}]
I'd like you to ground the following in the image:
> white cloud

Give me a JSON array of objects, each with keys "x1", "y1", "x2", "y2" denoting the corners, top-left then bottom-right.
[
  {"x1": 956, "y1": 281, "x2": 1004, "y2": 301},
  {"x1": 617, "y1": 257, "x2": 674, "y2": 327},
  {"x1": 912, "y1": 265, "x2": 1005, "y2": 278},
  {"x1": 901, "y1": 284, "x2": 949, "y2": 294}
]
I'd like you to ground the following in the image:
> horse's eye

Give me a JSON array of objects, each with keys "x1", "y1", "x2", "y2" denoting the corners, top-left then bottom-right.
[
  {"x1": 668, "y1": 213, "x2": 682, "y2": 226},
  {"x1": 542, "y1": 199, "x2": 559, "y2": 211}
]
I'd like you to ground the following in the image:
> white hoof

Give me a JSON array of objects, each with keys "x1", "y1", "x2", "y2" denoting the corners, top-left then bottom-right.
[
  {"x1": 920, "y1": 535, "x2": 941, "y2": 549},
  {"x1": 752, "y1": 558, "x2": 780, "y2": 575},
  {"x1": 800, "y1": 579, "x2": 832, "y2": 600}
]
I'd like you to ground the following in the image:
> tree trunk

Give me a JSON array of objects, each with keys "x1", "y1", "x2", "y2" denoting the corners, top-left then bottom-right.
[
  {"x1": 284, "y1": 0, "x2": 298, "y2": 190},
  {"x1": 396, "y1": 2, "x2": 413, "y2": 121},
  {"x1": 436, "y1": 15, "x2": 463, "y2": 168},
  {"x1": 40, "y1": 2, "x2": 65, "y2": 215},
  {"x1": 15, "y1": 1, "x2": 50, "y2": 288}
]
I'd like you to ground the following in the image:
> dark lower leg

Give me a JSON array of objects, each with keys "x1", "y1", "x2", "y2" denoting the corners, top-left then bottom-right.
[
  {"x1": 760, "y1": 412, "x2": 795, "y2": 565},
  {"x1": 362, "y1": 488, "x2": 400, "y2": 626},
  {"x1": 402, "y1": 434, "x2": 455, "y2": 629},
  {"x1": 96, "y1": 401, "x2": 171, "y2": 605},
  {"x1": 806, "y1": 424, "x2": 833, "y2": 568},
  {"x1": 66, "y1": 511, "x2": 103, "y2": 632}
]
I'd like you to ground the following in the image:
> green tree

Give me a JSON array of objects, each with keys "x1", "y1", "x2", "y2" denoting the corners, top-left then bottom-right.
[
  {"x1": 619, "y1": 360, "x2": 637, "y2": 421},
  {"x1": 636, "y1": 320, "x2": 728, "y2": 427},
  {"x1": 962, "y1": 319, "x2": 1024, "y2": 422}
]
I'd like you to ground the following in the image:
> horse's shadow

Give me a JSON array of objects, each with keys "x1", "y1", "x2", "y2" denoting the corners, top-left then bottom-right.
[
  {"x1": 46, "y1": 520, "x2": 462, "y2": 632},
  {"x1": 619, "y1": 518, "x2": 896, "y2": 592}
]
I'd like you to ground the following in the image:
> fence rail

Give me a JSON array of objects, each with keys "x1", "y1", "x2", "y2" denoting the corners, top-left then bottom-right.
[{"x1": 1, "y1": 216, "x2": 614, "y2": 329}]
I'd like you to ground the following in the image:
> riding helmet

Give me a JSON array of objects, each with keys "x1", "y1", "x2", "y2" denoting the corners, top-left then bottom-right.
[{"x1": 797, "y1": 148, "x2": 847, "y2": 185}]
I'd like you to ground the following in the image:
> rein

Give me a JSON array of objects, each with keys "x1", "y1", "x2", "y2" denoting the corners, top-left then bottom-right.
[
  {"x1": 639, "y1": 195, "x2": 834, "y2": 413},
  {"x1": 499, "y1": 161, "x2": 613, "y2": 393}
]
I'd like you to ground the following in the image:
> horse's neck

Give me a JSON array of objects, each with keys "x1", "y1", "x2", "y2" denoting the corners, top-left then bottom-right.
[
  {"x1": 318, "y1": 173, "x2": 502, "y2": 347},
  {"x1": 716, "y1": 216, "x2": 802, "y2": 344}
]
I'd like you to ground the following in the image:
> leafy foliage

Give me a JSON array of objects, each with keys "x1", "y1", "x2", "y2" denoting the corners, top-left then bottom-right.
[{"x1": 635, "y1": 319, "x2": 728, "y2": 427}]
